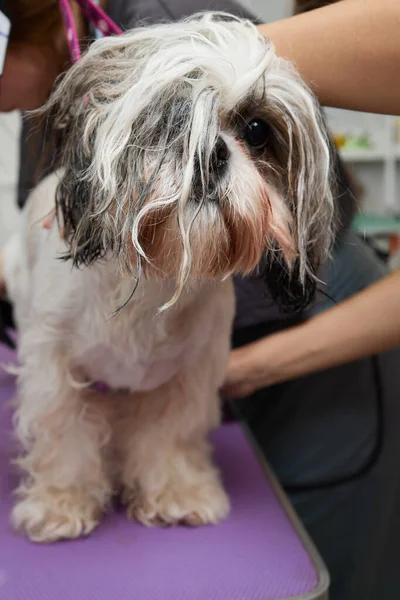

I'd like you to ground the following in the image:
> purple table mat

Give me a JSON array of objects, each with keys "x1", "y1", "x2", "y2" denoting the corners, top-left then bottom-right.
[{"x1": 0, "y1": 343, "x2": 323, "y2": 600}]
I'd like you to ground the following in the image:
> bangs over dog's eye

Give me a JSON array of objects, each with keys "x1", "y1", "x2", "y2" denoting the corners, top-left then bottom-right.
[{"x1": 242, "y1": 119, "x2": 272, "y2": 150}]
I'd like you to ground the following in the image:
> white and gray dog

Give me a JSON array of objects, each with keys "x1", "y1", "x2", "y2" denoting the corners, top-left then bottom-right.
[{"x1": 3, "y1": 12, "x2": 334, "y2": 542}]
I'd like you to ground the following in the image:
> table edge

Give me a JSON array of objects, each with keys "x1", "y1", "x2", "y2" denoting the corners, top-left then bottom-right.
[{"x1": 238, "y1": 421, "x2": 330, "y2": 600}]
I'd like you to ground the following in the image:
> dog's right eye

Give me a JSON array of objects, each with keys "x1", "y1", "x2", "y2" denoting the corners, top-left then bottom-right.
[{"x1": 242, "y1": 119, "x2": 272, "y2": 150}]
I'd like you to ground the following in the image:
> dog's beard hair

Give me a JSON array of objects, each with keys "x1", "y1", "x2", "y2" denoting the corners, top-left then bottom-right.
[{"x1": 38, "y1": 11, "x2": 335, "y2": 311}]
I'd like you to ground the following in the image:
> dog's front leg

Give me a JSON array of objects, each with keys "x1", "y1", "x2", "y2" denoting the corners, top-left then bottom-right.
[
  {"x1": 119, "y1": 351, "x2": 230, "y2": 527},
  {"x1": 12, "y1": 331, "x2": 113, "y2": 542}
]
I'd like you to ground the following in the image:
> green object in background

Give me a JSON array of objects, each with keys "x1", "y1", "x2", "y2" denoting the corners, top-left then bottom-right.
[
  {"x1": 352, "y1": 213, "x2": 400, "y2": 234},
  {"x1": 344, "y1": 134, "x2": 372, "y2": 150}
]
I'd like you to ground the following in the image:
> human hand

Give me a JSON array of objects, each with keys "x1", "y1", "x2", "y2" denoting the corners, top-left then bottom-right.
[
  {"x1": 221, "y1": 341, "x2": 279, "y2": 400},
  {"x1": 221, "y1": 321, "x2": 319, "y2": 399}
]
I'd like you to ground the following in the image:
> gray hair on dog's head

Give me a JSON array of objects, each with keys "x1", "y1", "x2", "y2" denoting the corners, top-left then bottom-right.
[{"x1": 41, "y1": 11, "x2": 335, "y2": 310}]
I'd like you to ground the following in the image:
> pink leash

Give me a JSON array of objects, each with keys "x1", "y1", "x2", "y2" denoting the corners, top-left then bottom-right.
[{"x1": 57, "y1": 0, "x2": 122, "y2": 64}]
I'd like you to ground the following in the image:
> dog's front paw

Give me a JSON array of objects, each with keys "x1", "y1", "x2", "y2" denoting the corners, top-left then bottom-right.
[
  {"x1": 124, "y1": 475, "x2": 230, "y2": 527},
  {"x1": 12, "y1": 487, "x2": 104, "y2": 543}
]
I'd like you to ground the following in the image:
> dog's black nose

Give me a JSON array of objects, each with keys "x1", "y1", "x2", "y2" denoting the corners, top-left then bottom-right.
[{"x1": 210, "y1": 137, "x2": 230, "y2": 172}]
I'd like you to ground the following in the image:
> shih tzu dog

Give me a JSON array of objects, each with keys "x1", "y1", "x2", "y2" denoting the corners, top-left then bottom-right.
[{"x1": 3, "y1": 12, "x2": 334, "y2": 543}]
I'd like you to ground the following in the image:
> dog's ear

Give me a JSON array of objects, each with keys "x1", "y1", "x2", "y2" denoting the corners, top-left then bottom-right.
[
  {"x1": 54, "y1": 151, "x2": 109, "y2": 267},
  {"x1": 38, "y1": 74, "x2": 112, "y2": 266},
  {"x1": 37, "y1": 33, "x2": 142, "y2": 268},
  {"x1": 258, "y1": 61, "x2": 336, "y2": 312}
]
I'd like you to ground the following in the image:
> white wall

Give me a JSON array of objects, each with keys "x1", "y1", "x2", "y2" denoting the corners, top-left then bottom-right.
[
  {"x1": 240, "y1": 0, "x2": 292, "y2": 21},
  {"x1": 0, "y1": 112, "x2": 22, "y2": 245}
]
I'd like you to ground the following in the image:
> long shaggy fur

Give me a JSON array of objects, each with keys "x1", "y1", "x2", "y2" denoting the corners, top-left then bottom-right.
[
  {"x1": 3, "y1": 12, "x2": 335, "y2": 543},
  {"x1": 43, "y1": 11, "x2": 334, "y2": 307}
]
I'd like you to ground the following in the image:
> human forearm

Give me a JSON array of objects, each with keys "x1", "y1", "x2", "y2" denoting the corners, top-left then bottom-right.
[
  {"x1": 259, "y1": 270, "x2": 400, "y2": 385},
  {"x1": 257, "y1": 0, "x2": 400, "y2": 114},
  {"x1": 0, "y1": 0, "x2": 88, "y2": 112}
]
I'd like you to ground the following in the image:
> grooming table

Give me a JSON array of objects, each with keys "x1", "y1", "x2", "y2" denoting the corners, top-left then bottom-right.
[{"x1": 0, "y1": 342, "x2": 329, "y2": 600}]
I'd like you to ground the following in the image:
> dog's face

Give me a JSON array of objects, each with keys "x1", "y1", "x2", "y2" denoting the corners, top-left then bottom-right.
[{"x1": 44, "y1": 12, "x2": 334, "y2": 310}]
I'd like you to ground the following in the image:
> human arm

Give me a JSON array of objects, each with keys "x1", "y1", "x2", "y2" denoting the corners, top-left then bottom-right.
[
  {"x1": 257, "y1": 0, "x2": 400, "y2": 114},
  {"x1": 0, "y1": 0, "x2": 88, "y2": 112},
  {"x1": 222, "y1": 269, "x2": 400, "y2": 399},
  {"x1": 0, "y1": 43, "x2": 63, "y2": 112}
]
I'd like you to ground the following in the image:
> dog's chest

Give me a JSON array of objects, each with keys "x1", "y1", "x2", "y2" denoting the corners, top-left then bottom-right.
[{"x1": 71, "y1": 280, "x2": 214, "y2": 393}]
